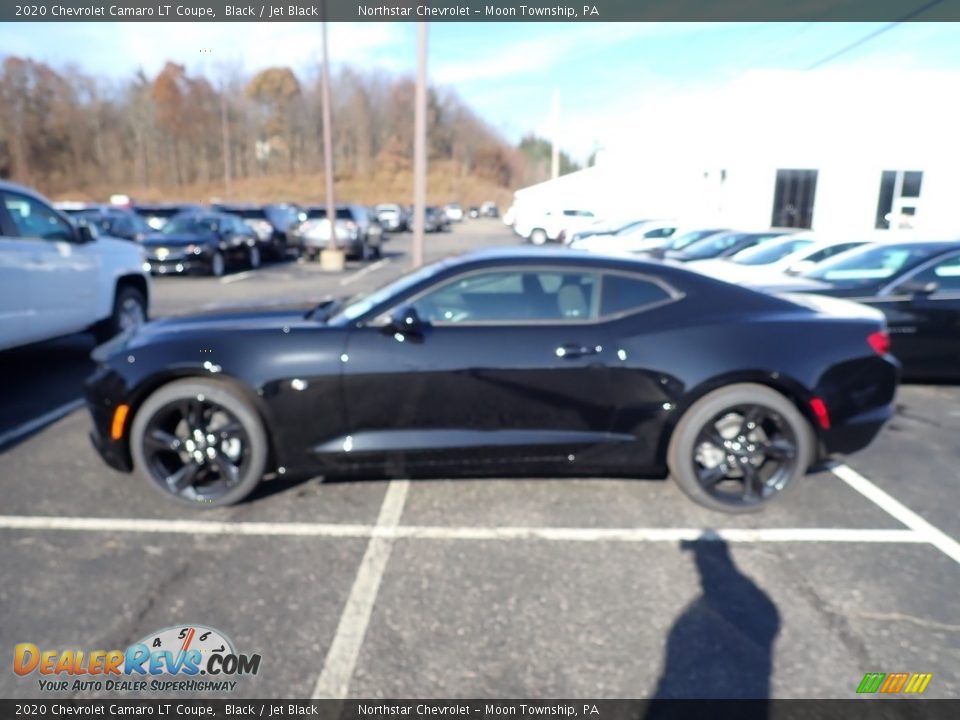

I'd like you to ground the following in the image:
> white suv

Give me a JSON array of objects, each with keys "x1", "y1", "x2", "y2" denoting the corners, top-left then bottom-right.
[
  {"x1": 514, "y1": 208, "x2": 600, "y2": 245},
  {"x1": 0, "y1": 181, "x2": 151, "y2": 352}
]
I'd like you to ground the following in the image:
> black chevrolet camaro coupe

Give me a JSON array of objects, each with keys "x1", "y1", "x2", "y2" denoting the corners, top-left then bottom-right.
[
  {"x1": 749, "y1": 240, "x2": 960, "y2": 380},
  {"x1": 86, "y1": 248, "x2": 899, "y2": 512}
]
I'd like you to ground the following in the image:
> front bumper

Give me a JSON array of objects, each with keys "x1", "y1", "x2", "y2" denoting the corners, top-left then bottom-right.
[
  {"x1": 144, "y1": 256, "x2": 209, "y2": 275},
  {"x1": 85, "y1": 366, "x2": 133, "y2": 472}
]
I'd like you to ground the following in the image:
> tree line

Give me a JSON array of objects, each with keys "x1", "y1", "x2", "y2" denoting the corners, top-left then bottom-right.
[{"x1": 0, "y1": 55, "x2": 578, "y2": 200}]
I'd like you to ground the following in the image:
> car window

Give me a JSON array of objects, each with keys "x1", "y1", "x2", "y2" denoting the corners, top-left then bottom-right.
[
  {"x1": 806, "y1": 244, "x2": 941, "y2": 284},
  {"x1": 411, "y1": 269, "x2": 599, "y2": 324},
  {"x1": 907, "y1": 254, "x2": 960, "y2": 293},
  {"x1": 802, "y1": 242, "x2": 864, "y2": 265},
  {"x1": 3, "y1": 193, "x2": 75, "y2": 242},
  {"x1": 600, "y1": 274, "x2": 672, "y2": 316},
  {"x1": 732, "y1": 238, "x2": 814, "y2": 266},
  {"x1": 642, "y1": 226, "x2": 676, "y2": 239}
]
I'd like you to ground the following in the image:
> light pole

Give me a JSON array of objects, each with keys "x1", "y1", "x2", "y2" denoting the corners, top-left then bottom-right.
[
  {"x1": 319, "y1": 0, "x2": 344, "y2": 270},
  {"x1": 412, "y1": 21, "x2": 428, "y2": 268}
]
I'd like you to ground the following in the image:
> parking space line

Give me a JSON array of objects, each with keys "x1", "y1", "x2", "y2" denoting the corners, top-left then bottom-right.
[
  {"x1": 833, "y1": 463, "x2": 960, "y2": 565},
  {"x1": 0, "y1": 514, "x2": 925, "y2": 545},
  {"x1": 0, "y1": 398, "x2": 85, "y2": 450},
  {"x1": 220, "y1": 271, "x2": 256, "y2": 284},
  {"x1": 339, "y1": 258, "x2": 390, "y2": 287},
  {"x1": 312, "y1": 479, "x2": 409, "y2": 699}
]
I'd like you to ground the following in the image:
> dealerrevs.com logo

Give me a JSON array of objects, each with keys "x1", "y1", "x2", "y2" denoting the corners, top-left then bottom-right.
[{"x1": 14, "y1": 625, "x2": 261, "y2": 693}]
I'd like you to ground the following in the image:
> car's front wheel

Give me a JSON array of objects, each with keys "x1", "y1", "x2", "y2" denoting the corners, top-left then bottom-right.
[
  {"x1": 529, "y1": 228, "x2": 548, "y2": 245},
  {"x1": 210, "y1": 251, "x2": 226, "y2": 277},
  {"x1": 667, "y1": 383, "x2": 814, "y2": 513},
  {"x1": 248, "y1": 245, "x2": 261, "y2": 269},
  {"x1": 93, "y1": 285, "x2": 147, "y2": 343},
  {"x1": 129, "y1": 379, "x2": 269, "y2": 508}
]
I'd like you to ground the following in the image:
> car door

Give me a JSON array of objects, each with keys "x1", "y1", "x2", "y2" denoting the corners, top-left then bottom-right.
[
  {"x1": 877, "y1": 251, "x2": 960, "y2": 378},
  {"x1": 0, "y1": 206, "x2": 28, "y2": 350},
  {"x1": 339, "y1": 266, "x2": 622, "y2": 474},
  {"x1": 1, "y1": 190, "x2": 97, "y2": 345}
]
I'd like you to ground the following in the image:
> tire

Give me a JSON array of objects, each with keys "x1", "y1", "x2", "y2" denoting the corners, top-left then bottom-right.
[
  {"x1": 210, "y1": 251, "x2": 226, "y2": 277},
  {"x1": 666, "y1": 383, "x2": 814, "y2": 513},
  {"x1": 93, "y1": 285, "x2": 147, "y2": 344},
  {"x1": 129, "y1": 378, "x2": 269, "y2": 508},
  {"x1": 529, "y1": 228, "x2": 548, "y2": 245},
  {"x1": 248, "y1": 245, "x2": 261, "y2": 269}
]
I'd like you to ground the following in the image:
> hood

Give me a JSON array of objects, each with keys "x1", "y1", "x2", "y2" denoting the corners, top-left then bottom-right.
[
  {"x1": 141, "y1": 233, "x2": 213, "y2": 247},
  {"x1": 96, "y1": 234, "x2": 145, "y2": 259}
]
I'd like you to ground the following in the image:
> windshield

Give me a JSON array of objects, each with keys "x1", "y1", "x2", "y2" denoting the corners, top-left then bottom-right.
[
  {"x1": 613, "y1": 220, "x2": 651, "y2": 236},
  {"x1": 682, "y1": 232, "x2": 782, "y2": 260},
  {"x1": 331, "y1": 257, "x2": 454, "y2": 323},
  {"x1": 161, "y1": 215, "x2": 217, "y2": 235},
  {"x1": 732, "y1": 237, "x2": 814, "y2": 266},
  {"x1": 668, "y1": 229, "x2": 725, "y2": 251},
  {"x1": 306, "y1": 208, "x2": 351, "y2": 220},
  {"x1": 804, "y1": 244, "x2": 942, "y2": 285}
]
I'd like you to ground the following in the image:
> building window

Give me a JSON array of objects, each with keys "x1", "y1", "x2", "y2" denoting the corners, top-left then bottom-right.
[
  {"x1": 876, "y1": 170, "x2": 923, "y2": 229},
  {"x1": 771, "y1": 169, "x2": 817, "y2": 229}
]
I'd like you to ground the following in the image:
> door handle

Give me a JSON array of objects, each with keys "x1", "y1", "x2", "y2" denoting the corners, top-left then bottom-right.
[{"x1": 555, "y1": 343, "x2": 602, "y2": 359}]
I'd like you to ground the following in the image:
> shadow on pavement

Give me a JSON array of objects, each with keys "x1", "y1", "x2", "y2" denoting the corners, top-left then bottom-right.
[{"x1": 645, "y1": 536, "x2": 779, "y2": 715}]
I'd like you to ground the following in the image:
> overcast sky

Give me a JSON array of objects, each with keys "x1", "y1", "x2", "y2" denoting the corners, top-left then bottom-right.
[{"x1": 2, "y1": 21, "x2": 958, "y2": 161}]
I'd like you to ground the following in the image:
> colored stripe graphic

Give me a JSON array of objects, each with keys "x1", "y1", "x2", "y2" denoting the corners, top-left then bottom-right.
[
  {"x1": 904, "y1": 673, "x2": 933, "y2": 694},
  {"x1": 857, "y1": 673, "x2": 885, "y2": 693},
  {"x1": 880, "y1": 672, "x2": 909, "y2": 693}
]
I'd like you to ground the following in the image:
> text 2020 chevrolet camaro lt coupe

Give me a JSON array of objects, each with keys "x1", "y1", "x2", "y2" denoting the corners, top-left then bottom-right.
[{"x1": 86, "y1": 248, "x2": 899, "y2": 512}]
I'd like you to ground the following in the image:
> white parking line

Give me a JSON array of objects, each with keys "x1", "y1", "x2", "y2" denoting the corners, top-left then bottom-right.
[
  {"x1": 220, "y1": 271, "x2": 256, "y2": 284},
  {"x1": 0, "y1": 399, "x2": 85, "y2": 449},
  {"x1": 832, "y1": 463, "x2": 960, "y2": 566},
  {"x1": 339, "y1": 258, "x2": 390, "y2": 287},
  {"x1": 0, "y1": 513, "x2": 925, "y2": 545},
  {"x1": 312, "y1": 479, "x2": 409, "y2": 699}
]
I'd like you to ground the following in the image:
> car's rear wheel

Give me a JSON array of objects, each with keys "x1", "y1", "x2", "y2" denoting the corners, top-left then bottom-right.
[
  {"x1": 93, "y1": 285, "x2": 147, "y2": 343},
  {"x1": 529, "y1": 228, "x2": 548, "y2": 245},
  {"x1": 129, "y1": 379, "x2": 269, "y2": 508},
  {"x1": 667, "y1": 383, "x2": 814, "y2": 513}
]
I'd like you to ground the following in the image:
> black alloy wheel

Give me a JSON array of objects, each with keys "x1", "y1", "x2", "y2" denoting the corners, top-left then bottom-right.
[
  {"x1": 667, "y1": 383, "x2": 813, "y2": 513},
  {"x1": 130, "y1": 380, "x2": 268, "y2": 507}
]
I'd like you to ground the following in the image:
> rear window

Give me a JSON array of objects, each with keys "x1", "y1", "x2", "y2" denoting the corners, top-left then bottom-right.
[{"x1": 600, "y1": 274, "x2": 672, "y2": 316}]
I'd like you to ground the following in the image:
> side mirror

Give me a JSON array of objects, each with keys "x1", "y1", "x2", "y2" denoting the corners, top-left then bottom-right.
[
  {"x1": 898, "y1": 280, "x2": 939, "y2": 297},
  {"x1": 75, "y1": 221, "x2": 98, "y2": 243},
  {"x1": 384, "y1": 305, "x2": 424, "y2": 336}
]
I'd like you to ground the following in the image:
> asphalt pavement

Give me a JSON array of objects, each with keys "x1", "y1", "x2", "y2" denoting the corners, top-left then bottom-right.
[{"x1": 1, "y1": 219, "x2": 958, "y2": 700}]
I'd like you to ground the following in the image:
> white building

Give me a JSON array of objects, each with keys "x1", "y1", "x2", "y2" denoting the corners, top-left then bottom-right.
[{"x1": 512, "y1": 70, "x2": 960, "y2": 235}]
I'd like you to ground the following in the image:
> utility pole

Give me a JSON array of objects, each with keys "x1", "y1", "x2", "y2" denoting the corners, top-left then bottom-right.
[
  {"x1": 319, "y1": 1, "x2": 343, "y2": 268},
  {"x1": 220, "y1": 83, "x2": 232, "y2": 199},
  {"x1": 412, "y1": 21, "x2": 428, "y2": 268},
  {"x1": 551, "y1": 88, "x2": 560, "y2": 180}
]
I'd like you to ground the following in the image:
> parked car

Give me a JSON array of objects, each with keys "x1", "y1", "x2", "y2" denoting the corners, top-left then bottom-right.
[
  {"x1": 86, "y1": 246, "x2": 897, "y2": 512},
  {"x1": 213, "y1": 203, "x2": 300, "y2": 261},
  {"x1": 0, "y1": 180, "x2": 150, "y2": 351},
  {"x1": 515, "y1": 208, "x2": 600, "y2": 245},
  {"x1": 445, "y1": 203, "x2": 465, "y2": 223},
  {"x1": 665, "y1": 230, "x2": 793, "y2": 262},
  {"x1": 73, "y1": 206, "x2": 154, "y2": 243},
  {"x1": 566, "y1": 218, "x2": 654, "y2": 245},
  {"x1": 468, "y1": 206, "x2": 481, "y2": 219},
  {"x1": 424, "y1": 206, "x2": 451, "y2": 232},
  {"x1": 480, "y1": 201, "x2": 499, "y2": 218},
  {"x1": 687, "y1": 235, "x2": 872, "y2": 284},
  {"x1": 293, "y1": 204, "x2": 380, "y2": 260},
  {"x1": 749, "y1": 239, "x2": 960, "y2": 379},
  {"x1": 132, "y1": 203, "x2": 203, "y2": 231},
  {"x1": 641, "y1": 228, "x2": 732, "y2": 259},
  {"x1": 569, "y1": 220, "x2": 680, "y2": 252},
  {"x1": 140, "y1": 211, "x2": 261, "y2": 277},
  {"x1": 375, "y1": 203, "x2": 409, "y2": 232}
]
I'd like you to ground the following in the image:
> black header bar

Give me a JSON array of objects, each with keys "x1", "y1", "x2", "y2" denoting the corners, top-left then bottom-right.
[{"x1": 0, "y1": 0, "x2": 957, "y2": 22}]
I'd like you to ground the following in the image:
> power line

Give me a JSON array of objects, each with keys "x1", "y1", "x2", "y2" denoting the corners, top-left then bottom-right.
[{"x1": 804, "y1": 0, "x2": 946, "y2": 70}]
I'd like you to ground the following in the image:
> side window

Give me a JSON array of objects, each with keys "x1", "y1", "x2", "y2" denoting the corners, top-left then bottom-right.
[
  {"x1": 411, "y1": 269, "x2": 599, "y2": 324},
  {"x1": 600, "y1": 274, "x2": 672, "y2": 317},
  {"x1": 908, "y1": 255, "x2": 960, "y2": 293},
  {"x1": 3, "y1": 193, "x2": 74, "y2": 242},
  {"x1": 643, "y1": 226, "x2": 675, "y2": 239},
  {"x1": 804, "y1": 242, "x2": 861, "y2": 265}
]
